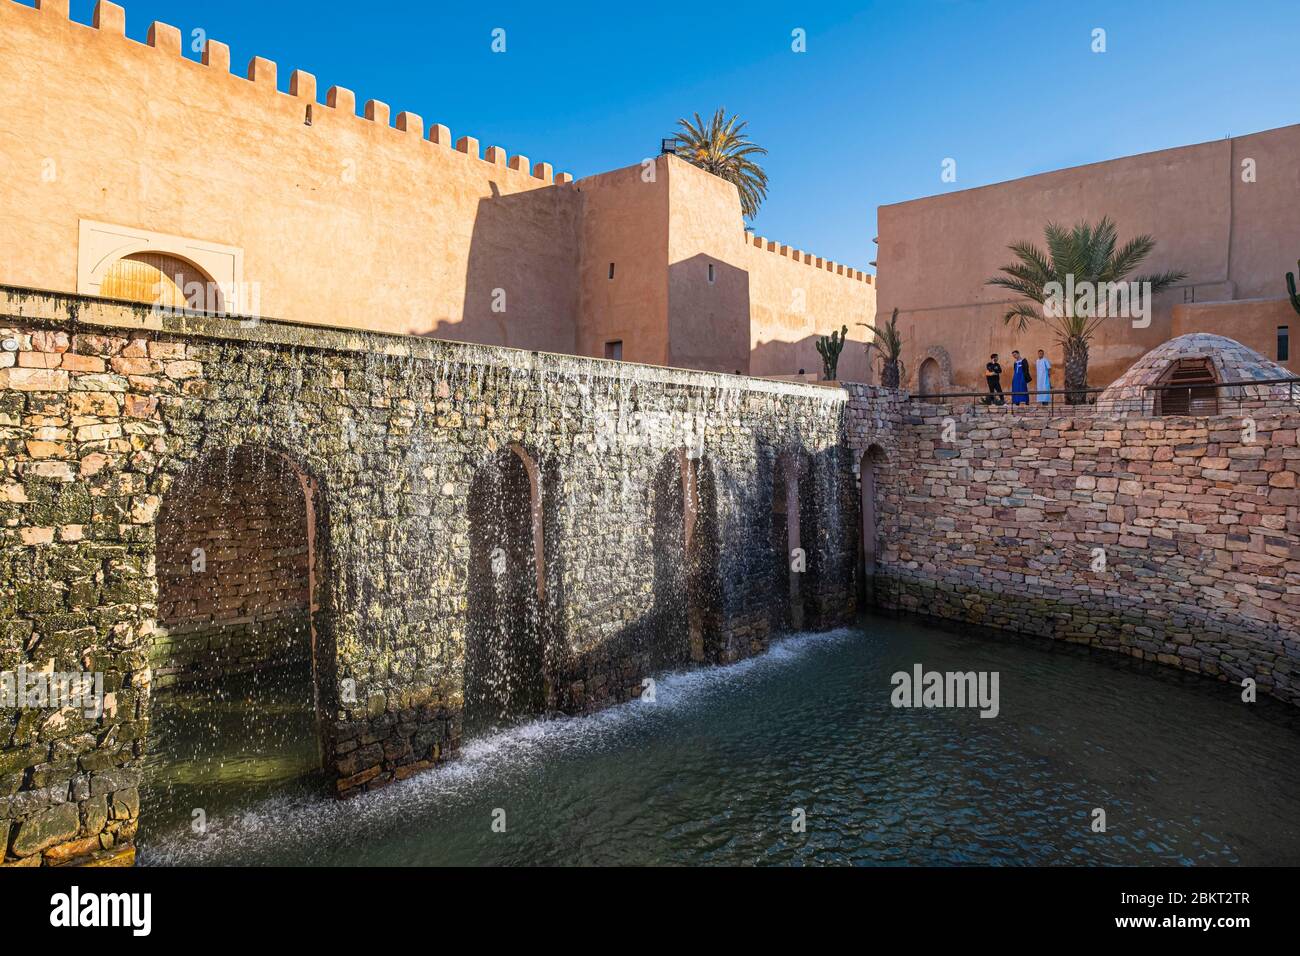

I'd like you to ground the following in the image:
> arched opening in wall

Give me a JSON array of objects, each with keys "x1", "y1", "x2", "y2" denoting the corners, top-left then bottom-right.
[
  {"x1": 1155, "y1": 357, "x2": 1219, "y2": 416},
  {"x1": 918, "y1": 357, "x2": 943, "y2": 395},
  {"x1": 99, "y1": 252, "x2": 224, "y2": 312},
  {"x1": 465, "y1": 444, "x2": 548, "y2": 733},
  {"x1": 859, "y1": 444, "x2": 888, "y2": 607},
  {"x1": 770, "y1": 451, "x2": 817, "y2": 634},
  {"x1": 651, "y1": 449, "x2": 721, "y2": 665},
  {"x1": 148, "y1": 445, "x2": 324, "y2": 832}
]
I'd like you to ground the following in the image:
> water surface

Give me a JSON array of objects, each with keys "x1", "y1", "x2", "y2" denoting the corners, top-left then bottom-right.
[{"x1": 139, "y1": 615, "x2": 1300, "y2": 866}]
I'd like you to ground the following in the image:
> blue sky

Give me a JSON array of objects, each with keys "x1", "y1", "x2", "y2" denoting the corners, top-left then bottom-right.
[{"x1": 56, "y1": 0, "x2": 1300, "y2": 272}]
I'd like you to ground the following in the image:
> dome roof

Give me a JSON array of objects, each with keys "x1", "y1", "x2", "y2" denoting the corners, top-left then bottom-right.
[{"x1": 1098, "y1": 333, "x2": 1297, "y2": 414}]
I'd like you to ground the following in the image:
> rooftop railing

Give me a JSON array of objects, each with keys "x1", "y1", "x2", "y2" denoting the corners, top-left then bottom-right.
[{"x1": 909, "y1": 376, "x2": 1300, "y2": 416}]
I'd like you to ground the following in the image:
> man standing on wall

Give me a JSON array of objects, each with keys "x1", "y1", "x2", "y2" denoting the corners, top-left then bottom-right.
[
  {"x1": 1010, "y1": 350, "x2": 1032, "y2": 406},
  {"x1": 1035, "y1": 349, "x2": 1052, "y2": 404},
  {"x1": 984, "y1": 354, "x2": 1004, "y2": 405}
]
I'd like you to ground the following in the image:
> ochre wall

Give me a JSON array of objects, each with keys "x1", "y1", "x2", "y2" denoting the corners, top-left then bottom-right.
[
  {"x1": 1171, "y1": 298, "x2": 1296, "y2": 375},
  {"x1": 877, "y1": 123, "x2": 1300, "y2": 393},
  {"x1": 0, "y1": 1, "x2": 875, "y2": 380},
  {"x1": 742, "y1": 234, "x2": 876, "y2": 383},
  {"x1": 576, "y1": 161, "x2": 670, "y2": 366},
  {"x1": 0, "y1": 0, "x2": 580, "y2": 347}
]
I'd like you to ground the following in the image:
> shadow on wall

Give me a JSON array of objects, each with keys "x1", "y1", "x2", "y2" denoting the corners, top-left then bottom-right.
[
  {"x1": 668, "y1": 255, "x2": 751, "y2": 374},
  {"x1": 420, "y1": 181, "x2": 580, "y2": 352},
  {"x1": 548, "y1": 450, "x2": 724, "y2": 713},
  {"x1": 750, "y1": 334, "x2": 873, "y2": 383}
]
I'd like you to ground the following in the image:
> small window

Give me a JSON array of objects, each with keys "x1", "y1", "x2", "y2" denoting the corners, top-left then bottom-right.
[
  {"x1": 604, "y1": 340, "x2": 623, "y2": 361},
  {"x1": 707, "y1": 263, "x2": 715, "y2": 284},
  {"x1": 608, "y1": 263, "x2": 615, "y2": 280},
  {"x1": 1279, "y1": 326, "x2": 1290, "y2": 362}
]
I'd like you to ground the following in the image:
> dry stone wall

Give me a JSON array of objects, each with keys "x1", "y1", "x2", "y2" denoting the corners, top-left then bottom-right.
[{"x1": 854, "y1": 400, "x2": 1300, "y2": 704}]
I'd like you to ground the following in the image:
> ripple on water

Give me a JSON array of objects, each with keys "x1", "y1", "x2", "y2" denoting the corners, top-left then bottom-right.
[{"x1": 138, "y1": 619, "x2": 1300, "y2": 867}]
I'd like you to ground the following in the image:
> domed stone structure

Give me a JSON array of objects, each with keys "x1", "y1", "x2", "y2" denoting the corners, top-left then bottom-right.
[{"x1": 1098, "y1": 333, "x2": 1298, "y2": 415}]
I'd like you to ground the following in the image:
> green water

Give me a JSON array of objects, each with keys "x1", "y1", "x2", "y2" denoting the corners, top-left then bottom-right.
[{"x1": 139, "y1": 615, "x2": 1300, "y2": 866}]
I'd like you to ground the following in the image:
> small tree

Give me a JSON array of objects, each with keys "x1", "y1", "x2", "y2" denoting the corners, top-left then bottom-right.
[
  {"x1": 816, "y1": 325, "x2": 848, "y2": 380},
  {"x1": 986, "y1": 217, "x2": 1184, "y2": 403},
  {"x1": 859, "y1": 308, "x2": 905, "y2": 388}
]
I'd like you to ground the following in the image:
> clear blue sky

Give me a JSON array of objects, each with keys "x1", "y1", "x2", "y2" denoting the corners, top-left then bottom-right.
[{"x1": 58, "y1": 0, "x2": 1300, "y2": 272}]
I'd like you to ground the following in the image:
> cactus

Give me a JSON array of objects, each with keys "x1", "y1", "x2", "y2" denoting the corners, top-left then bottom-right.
[
  {"x1": 816, "y1": 325, "x2": 848, "y2": 380},
  {"x1": 1289, "y1": 259, "x2": 1300, "y2": 316}
]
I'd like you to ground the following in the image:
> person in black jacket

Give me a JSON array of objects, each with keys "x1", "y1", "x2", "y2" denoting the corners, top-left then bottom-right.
[{"x1": 983, "y1": 354, "x2": 1004, "y2": 405}]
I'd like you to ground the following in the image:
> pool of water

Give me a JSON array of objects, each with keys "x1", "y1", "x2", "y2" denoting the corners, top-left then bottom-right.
[{"x1": 138, "y1": 614, "x2": 1300, "y2": 866}]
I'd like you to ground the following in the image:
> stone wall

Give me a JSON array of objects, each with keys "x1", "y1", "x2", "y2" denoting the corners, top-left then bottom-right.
[
  {"x1": 0, "y1": 287, "x2": 863, "y2": 865},
  {"x1": 153, "y1": 446, "x2": 311, "y2": 688},
  {"x1": 855, "y1": 400, "x2": 1300, "y2": 704}
]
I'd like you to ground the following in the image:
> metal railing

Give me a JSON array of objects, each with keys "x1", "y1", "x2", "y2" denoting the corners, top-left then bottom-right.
[{"x1": 909, "y1": 376, "x2": 1300, "y2": 415}]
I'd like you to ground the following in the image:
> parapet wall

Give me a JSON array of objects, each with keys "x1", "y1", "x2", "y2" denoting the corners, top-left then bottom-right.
[{"x1": 854, "y1": 399, "x2": 1300, "y2": 703}]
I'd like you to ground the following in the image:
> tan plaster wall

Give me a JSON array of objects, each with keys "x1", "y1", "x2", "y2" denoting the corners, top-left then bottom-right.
[
  {"x1": 0, "y1": 1, "x2": 875, "y2": 379},
  {"x1": 0, "y1": 0, "x2": 580, "y2": 349},
  {"x1": 665, "y1": 156, "x2": 751, "y2": 374},
  {"x1": 742, "y1": 236, "x2": 875, "y2": 383},
  {"x1": 575, "y1": 160, "x2": 670, "y2": 366},
  {"x1": 1171, "y1": 298, "x2": 1296, "y2": 375},
  {"x1": 877, "y1": 124, "x2": 1300, "y2": 393}
]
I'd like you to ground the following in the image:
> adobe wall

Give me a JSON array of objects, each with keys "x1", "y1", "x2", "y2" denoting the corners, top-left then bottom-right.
[
  {"x1": 1172, "y1": 298, "x2": 1297, "y2": 367},
  {"x1": 855, "y1": 399, "x2": 1300, "y2": 704},
  {"x1": 572, "y1": 154, "x2": 876, "y2": 378},
  {"x1": 0, "y1": 0, "x2": 582, "y2": 348},
  {"x1": 0, "y1": 1, "x2": 876, "y2": 381},
  {"x1": 0, "y1": 287, "x2": 865, "y2": 865},
  {"x1": 877, "y1": 123, "x2": 1300, "y2": 392},
  {"x1": 575, "y1": 161, "x2": 670, "y2": 366}
]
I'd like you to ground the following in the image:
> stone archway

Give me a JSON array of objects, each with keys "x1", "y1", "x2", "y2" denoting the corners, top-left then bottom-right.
[
  {"x1": 918, "y1": 357, "x2": 943, "y2": 395},
  {"x1": 771, "y1": 450, "x2": 818, "y2": 634},
  {"x1": 465, "y1": 444, "x2": 548, "y2": 731},
  {"x1": 912, "y1": 347, "x2": 954, "y2": 394},
  {"x1": 651, "y1": 448, "x2": 721, "y2": 665},
  {"x1": 858, "y1": 444, "x2": 888, "y2": 605},
  {"x1": 148, "y1": 444, "x2": 328, "y2": 832}
]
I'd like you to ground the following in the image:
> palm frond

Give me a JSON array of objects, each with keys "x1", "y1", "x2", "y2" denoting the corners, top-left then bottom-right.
[{"x1": 670, "y1": 107, "x2": 770, "y2": 220}]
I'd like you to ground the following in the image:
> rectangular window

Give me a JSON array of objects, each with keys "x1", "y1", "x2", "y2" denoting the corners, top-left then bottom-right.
[
  {"x1": 707, "y1": 263, "x2": 715, "y2": 284},
  {"x1": 608, "y1": 262, "x2": 615, "y2": 280},
  {"x1": 1279, "y1": 326, "x2": 1290, "y2": 362},
  {"x1": 604, "y1": 340, "x2": 623, "y2": 361}
]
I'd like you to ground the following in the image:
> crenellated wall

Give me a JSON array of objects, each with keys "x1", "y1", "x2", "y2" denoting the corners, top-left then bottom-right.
[{"x1": 0, "y1": 0, "x2": 875, "y2": 380}]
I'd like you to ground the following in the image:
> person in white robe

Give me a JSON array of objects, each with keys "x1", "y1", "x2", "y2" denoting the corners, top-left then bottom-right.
[{"x1": 1035, "y1": 349, "x2": 1052, "y2": 403}]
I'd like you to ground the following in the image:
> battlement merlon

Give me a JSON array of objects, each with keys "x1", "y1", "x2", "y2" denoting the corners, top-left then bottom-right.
[
  {"x1": 9, "y1": 0, "x2": 573, "y2": 185},
  {"x1": 745, "y1": 232, "x2": 872, "y2": 284}
]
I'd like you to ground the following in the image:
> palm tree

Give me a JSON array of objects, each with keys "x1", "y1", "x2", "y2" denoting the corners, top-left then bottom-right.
[
  {"x1": 670, "y1": 108, "x2": 769, "y2": 220},
  {"x1": 858, "y1": 308, "x2": 905, "y2": 389},
  {"x1": 986, "y1": 217, "x2": 1185, "y2": 403}
]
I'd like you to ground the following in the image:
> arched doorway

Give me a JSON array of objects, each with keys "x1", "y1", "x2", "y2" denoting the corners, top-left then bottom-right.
[
  {"x1": 651, "y1": 449, "x2": 721, "y2": 665},
  {"x1": 465, "y1": 445, "x2": 548, "y2": 732},
  {"x1": 918, "y1": 357, "x2": 943, "y2": 395},
  {"x1": 148, "y1": 445, "x2": 325, "y2": 834},
  {"x1": 99, "y1": 252, "x2": 223, "y2": 312},
  {"x1": 771, "y1": 451, "x2": 818, "y2": 634},
  {"x1": 859, "y1": 444, "x2": 887, "y2": 606}
]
